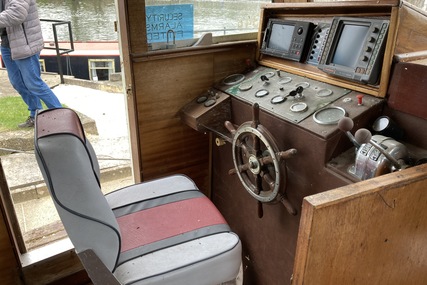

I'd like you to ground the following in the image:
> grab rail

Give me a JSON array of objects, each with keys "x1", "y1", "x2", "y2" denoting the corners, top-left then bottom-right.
[{"x1": 40, "y1": 19, "x2": 74, "y2": 84}]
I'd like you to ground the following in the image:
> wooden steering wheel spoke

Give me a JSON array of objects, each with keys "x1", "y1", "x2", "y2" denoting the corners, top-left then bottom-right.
[{"x1": 261, "y1": 171, "x2": 275, "y2": 190}]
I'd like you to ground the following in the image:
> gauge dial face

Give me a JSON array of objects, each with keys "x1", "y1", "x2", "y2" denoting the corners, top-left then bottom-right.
[
  {"x1": 317, "y1": 88, "x2": 333, "y2": 97},
  {"x1": 263, "y1": 71, "x2": 275, "y2": 78},
  {"x1": 279, "y1": 77, "x2": 292, "y2": 84},
  {"x1": 255, "y1": 89, "x2": 269, "y2": 98},
  {"x1": 373, "y1": 117, "x2": 389, "y2": 132},
  {"x1": 197, "y1": 96, "x2": 207, "y2": 103},
  {"x1": 296, "y1": 82, "x2": 310, "y2": 89},
  {"x1": 239, "y1": 82, "x2": 253, "y2": 91},
  {"x1": 313, "y1": 107, "x2": 346, "y2": 125},
  {"x1": 290, "y1": 102, "x2": 308, "y2": 112},
  {"x1": 223, "y1": 74, "x2": 245, "y2": 85},
  {"x1": 271, "y1": 95, "x2": 286, "y2": 104}
]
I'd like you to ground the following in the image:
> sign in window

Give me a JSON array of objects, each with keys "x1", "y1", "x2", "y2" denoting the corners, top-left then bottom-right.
[{"x1": 146, "y1": 4, "x2": 194, "y2": 43}]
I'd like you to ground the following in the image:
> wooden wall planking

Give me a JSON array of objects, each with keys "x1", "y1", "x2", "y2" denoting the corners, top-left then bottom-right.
[
  {"x1": 131, "y1": 44, "x2": 257, "y2": 193},
  {"x1": 394, "y1": 2, "x2": 427, "y2": 54}
]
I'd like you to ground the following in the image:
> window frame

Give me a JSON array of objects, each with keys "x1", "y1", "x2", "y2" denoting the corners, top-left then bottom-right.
[{"x1": 88, "y1": 59, "x2": 116, "y2": 81}]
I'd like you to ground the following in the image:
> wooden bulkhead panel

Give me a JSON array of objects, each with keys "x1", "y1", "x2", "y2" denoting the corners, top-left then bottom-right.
[
  {"x1": 293, "y1": 163, "x2": 427, "y2": 284},
  {"x1": 122, "y1": 0, "x2": 257, "y2": 191},
  {"x1": 0, "y1": 162, "x2": 22, "y2": 285},
  {"x1": 130, "y1": 44, "x2": 257, "y2": 193},
  {"x1": 394, "y1": 2, "x2": 427, "y2": 54}
]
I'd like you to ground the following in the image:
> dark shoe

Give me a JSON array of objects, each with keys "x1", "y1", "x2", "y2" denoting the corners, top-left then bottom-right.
[{"x1": 18, "y1": 117, "x2": 35, "y2": 128}]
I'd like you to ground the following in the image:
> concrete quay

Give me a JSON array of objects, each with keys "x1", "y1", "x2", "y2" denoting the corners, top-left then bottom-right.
[
  {"x1": 0, "y1": 68, "x2": 131, "y2": 193},
  {"x1": 0, "y1": 69, "x2": 133, "y2": 249}
]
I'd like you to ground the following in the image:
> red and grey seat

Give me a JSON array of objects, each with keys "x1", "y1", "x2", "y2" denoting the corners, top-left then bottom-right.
[{"x1": 34, "y1": 108, "x2": 241, "y2": 285}]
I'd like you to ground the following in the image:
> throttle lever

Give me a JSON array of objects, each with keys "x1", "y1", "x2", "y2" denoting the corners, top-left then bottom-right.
[
  {"x1": 355, "y1": 128, "x2": 403, "y2": 170},
  {"x1": 338, "y1": 117, "x2": 361, "y2": 148}
]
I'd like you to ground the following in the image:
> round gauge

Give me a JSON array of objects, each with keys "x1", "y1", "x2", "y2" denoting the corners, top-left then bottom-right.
[
  {"x1": 204, "y1": 99, "x2": 216, "y2": 107},
  {"x1": 255, "y1": 89, "x2": 269, "y2": 98},
  {"x1": 372, "y1": 116, "x2": 390, "y2": 132},
  {"x1": 279, "y1": 77, "x2": 292, "y2": 85},
  {"x1": 296, "y1": 82, "x2": 310, "y2": 89},
  {"x1": 372, "y1": 115, "x2": 404, "y2": 140},
  {"x1": 197, "y1": 96, "x2": 207, "y2": 104},
  {"x1": 239, "y1": 82, "x2": 253, "y2": 91},
  {"x1": 264, "y1": 71, "x2": 275, "y2": 78},
  {"x1": 313, "y1": 106, "x2": 346, "y2": 125},
  {"x1": 290, "y1": 102, "x2": 308, "y2": 113},
  {"x1": 316, "y1": 88, "x2": 333, "y2": 97},
  {"x1": 271, "y1": 95, "x2": 286, "y2": 104},
  {"x1": 222, "y1": 74, "x2": 245, "y2": 85}
]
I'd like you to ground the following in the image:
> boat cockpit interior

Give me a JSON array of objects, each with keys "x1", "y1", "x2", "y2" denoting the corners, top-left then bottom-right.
[
  {"x1": 178, "y1": 1, "x2": 427, "y2": 283},
  {"x1": 1, "y1": 0, "x2": 427, "y2": 284}
]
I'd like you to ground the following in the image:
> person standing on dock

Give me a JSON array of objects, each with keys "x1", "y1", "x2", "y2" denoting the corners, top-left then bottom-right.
[{"x1": 0, "y1": 0, "x2": 62, "y2": 128}]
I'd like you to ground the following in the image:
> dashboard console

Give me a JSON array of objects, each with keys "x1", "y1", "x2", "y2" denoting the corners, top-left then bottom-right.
[{"x1": 179, "y1": 4, "x2": 427, "y2": 283}]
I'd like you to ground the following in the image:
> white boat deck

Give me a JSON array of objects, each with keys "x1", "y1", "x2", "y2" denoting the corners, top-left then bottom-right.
[{"x1": 41, "y1": 41, "x2": 120, "y2": 56}]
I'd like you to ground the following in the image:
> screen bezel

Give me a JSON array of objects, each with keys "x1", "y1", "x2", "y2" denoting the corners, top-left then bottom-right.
[
  {"x1": 262, "y1": 19, "x2": 296, "y2": 56},
  {"x1": 260, "y1": 18, "x2": 313, "y2": 62},
  {"x1": 318, "y1": 16, "x2": 390, "y2": 85},
  {"x1": 326, "y1": 19, "x2": 371, "y2": 69}
]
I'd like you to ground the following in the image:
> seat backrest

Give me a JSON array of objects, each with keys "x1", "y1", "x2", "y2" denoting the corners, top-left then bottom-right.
[{"x1": 34, "y1": 108, "x2": 121, "y2": 271}]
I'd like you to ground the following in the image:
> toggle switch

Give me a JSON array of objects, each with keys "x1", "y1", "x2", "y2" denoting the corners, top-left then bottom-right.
[{"x1": 356, "y1": 94, "x2": 364, "y2": 106}]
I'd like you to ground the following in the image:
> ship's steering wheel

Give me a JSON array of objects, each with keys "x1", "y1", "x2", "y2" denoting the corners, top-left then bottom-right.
[{"x1": 225, "y1": 103, "x2": 297, "y2": 217}]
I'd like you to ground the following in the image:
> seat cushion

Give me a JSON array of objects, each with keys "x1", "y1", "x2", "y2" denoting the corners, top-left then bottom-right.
[
  {"x1": 105, "y1": 174, "x2": 201, "y2": 209},
  {"x1": 114, "y1": 232, "x2": 241, "y2": 285},
  {"x1": 105, "y1": 175, "x2": 241, "y2": 285}
]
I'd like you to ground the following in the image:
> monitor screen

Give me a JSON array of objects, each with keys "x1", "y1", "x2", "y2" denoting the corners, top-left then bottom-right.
[
  {"x1": 267, "y1": 23, "x2": 295, "y2": 52},
  {"x1": 331, "y1": 24, "x2": 369, "y2": 68},
  {"x1": 318, "y1": 17, "x2": 390, "y2": 85}
]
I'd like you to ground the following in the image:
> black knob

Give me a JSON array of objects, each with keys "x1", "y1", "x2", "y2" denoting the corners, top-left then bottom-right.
[{"x1": 288, "y1": 90, "x2": 297, "y2": 97}]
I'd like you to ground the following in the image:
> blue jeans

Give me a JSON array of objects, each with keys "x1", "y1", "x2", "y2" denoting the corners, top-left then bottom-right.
[{"x1": 1, "y1": 47, "x2": 62, "y2": 118}]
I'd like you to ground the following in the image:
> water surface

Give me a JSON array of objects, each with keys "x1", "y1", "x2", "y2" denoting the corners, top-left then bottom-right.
[{"x1": 38, "y1": 0, "x2": 269, "y2": 41}]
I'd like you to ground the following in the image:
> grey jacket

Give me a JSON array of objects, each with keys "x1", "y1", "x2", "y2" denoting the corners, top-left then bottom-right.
[{"x1": 0, "y1": 0, "x2": 44, "y2": 60}]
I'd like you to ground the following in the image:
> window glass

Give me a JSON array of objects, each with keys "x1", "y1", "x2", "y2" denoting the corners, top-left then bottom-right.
[
  {"x1": 145, "y1": 0, "x2": 272, "y2": 49},
  {"x1": 314, "y1": 0, "x2": 426, "y2": 10}
]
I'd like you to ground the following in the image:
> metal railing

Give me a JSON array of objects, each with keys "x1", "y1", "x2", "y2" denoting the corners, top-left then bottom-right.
[{"x1": 40, "y1": 19, "x2": 74, "y2": 84}]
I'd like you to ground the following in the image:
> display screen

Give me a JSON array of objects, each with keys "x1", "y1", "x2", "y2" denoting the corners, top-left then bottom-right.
[
  {"x1": 331, "y1": 24, "x2": 369, "y2": 68},
  {"x1": 267, "y1": 23, "x2": 295, "y2": 51}
]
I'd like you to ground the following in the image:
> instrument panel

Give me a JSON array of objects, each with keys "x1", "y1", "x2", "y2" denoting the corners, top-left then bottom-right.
[{"x1": 217, "y1": 66, "x2": 351, "y2": 124}]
